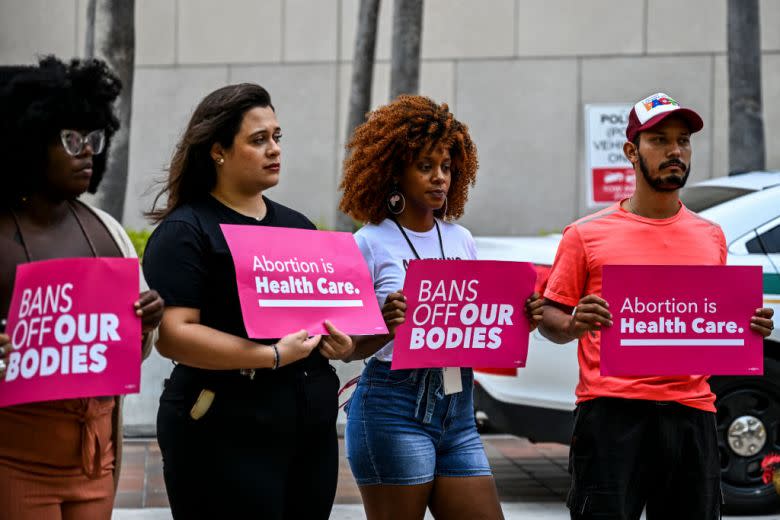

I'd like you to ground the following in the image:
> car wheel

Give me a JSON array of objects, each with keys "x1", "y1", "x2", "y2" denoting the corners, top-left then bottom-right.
[
  {"x1": 711, "y1": 354, "x2": 780, "y2": 514},
  {"x1": 474, "y1": 409, "x2": 494, "y2": 433}
]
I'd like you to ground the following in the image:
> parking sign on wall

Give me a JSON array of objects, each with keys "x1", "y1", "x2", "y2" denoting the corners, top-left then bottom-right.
[{"x1": 585, "y1": 104, "x2": 635, "y2": 207}]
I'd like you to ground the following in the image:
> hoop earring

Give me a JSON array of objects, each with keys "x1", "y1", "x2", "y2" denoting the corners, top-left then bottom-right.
[
  {"x1": 438, "y1": 197, "x2": 448, "y2": 217},
  {"x1": 386, "y1": 189, "x2": 406, "y2": 215}
]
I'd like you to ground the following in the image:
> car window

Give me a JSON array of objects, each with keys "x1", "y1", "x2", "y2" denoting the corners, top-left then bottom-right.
[
  {"x1": 679, "y1": 186, "x2": 753, "y2": 212},
  {"x1": 746, "y1": 235, "x2": 764, "y2": 254},
  {"x1": 758, "y1": 224, "x2": 780, "y2": 253}
]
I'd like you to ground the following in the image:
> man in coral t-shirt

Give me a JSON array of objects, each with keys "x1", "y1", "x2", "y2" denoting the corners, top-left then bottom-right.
[{"x1": 540, "y1": 92, "x2": 775, "y2": 520}]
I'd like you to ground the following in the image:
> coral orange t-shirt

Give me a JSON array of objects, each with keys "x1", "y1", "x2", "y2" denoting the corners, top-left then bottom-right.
[{"x1": 544, "y1": 200, "x2": 727, "y2": 412}]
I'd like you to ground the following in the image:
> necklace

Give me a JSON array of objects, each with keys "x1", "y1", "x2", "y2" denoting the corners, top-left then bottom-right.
[
  {"x1": 391, "y1": 217, "x2": 445, "y2": 260},
  {"x1": 10, "y1": 201, "x2": 98, "y2": 261},
  {"x1": 212, "y1": 193, "x2": 265, "y2": 221}
]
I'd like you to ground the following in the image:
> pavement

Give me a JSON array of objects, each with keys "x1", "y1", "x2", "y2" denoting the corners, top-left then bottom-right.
[
  {"x1": 112, "y1": 503, "x2": 572, "y2": 520},
  {"x1": 112, "y1": 435, "x2": 778, "y2": 519}
]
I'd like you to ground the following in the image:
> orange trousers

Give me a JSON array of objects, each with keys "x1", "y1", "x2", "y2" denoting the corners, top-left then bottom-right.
[{"x1": 0, "y1": 398, "x2": 116, "y2": 520}]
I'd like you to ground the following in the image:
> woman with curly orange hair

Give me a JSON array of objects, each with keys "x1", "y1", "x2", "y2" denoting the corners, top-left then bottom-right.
[{"x1": 340, "y1": 95, "x2": 542, "y2": 520}]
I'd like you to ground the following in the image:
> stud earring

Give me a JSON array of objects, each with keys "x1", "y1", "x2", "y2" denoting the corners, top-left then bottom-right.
[{"x1": 216, "y1": 157, "x2": 225, "y2": 165}]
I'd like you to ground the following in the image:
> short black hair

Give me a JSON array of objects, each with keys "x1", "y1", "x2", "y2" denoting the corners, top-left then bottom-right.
[{"x1": 0, "y1": 56, "x2": 121, "y2": 203}]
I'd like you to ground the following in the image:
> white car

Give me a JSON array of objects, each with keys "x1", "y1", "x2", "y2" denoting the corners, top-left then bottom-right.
[{"x1": 474, "y1": 171, "x2": 780, "y2": 513}]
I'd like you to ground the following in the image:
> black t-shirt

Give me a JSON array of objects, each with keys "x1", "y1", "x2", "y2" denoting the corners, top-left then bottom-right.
[{"x1": 143, "y1": 195, "x2": 327, "y2": 378}]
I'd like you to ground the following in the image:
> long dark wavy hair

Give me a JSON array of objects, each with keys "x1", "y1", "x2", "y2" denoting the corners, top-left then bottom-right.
[
  {"x1": 0, "y1": 56, "x2": 121, "y2": 203},
  {"x1": 147, "y1": 83, "x2": 274, "y2": 223}
]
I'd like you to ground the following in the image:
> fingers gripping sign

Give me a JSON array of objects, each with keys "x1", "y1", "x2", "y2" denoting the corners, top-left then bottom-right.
[
  {"x1": 0, "y1": 331, "x2": 10, "y2": 381},
  {"x1": 568, "y1": 294, "x2": 613, "y2": 339},
  {"x1": 276, "y1": 329, "x2": 322, "y2": 368},
  {"x1": 525, "y1": 292, "x2": 545, "y2": 332},
  {"x1": 750, "y1": 307, "x2": 775, "y2": 338},
  {"x1": 318, "y1": 320, "x2": 355, "y2": 360},
  {"x1": 382, "y1": 291, "x2": 407, "y2": 338},
  {"x1": 134, "y1": 290, "x2": 164, "y2": 333}
]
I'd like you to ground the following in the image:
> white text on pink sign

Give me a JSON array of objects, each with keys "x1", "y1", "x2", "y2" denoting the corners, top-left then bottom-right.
[
  {"x1": 253, "y1": 254, "x2": 363, "y2": 306},
  {"x1": 409, "y1": 279, "x2": 516, "y2": 351},
  {"x1": 619, "y1": 296, "x2": 743, "y2": 346},
  {"x1": 7, "y1": 283, "x2": 118, "y2": 381}
]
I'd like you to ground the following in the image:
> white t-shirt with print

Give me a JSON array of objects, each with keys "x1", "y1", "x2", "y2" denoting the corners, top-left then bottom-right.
[{"x1": 355, "y1": 217, "x2": 478, "y2": 362}]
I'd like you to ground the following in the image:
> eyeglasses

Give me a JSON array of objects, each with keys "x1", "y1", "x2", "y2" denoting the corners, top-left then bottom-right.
[{"x1": 60, "y1": 129, "x2": 106, "y2": 156}]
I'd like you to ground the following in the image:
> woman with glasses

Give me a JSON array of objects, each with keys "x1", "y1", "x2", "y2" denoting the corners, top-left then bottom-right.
[
  {"x1": 142, "y1": 83, "x2": 354, "y2": 519},
  {"x1": 0, "y1": 56, "x2": 163, "y2": 520}
]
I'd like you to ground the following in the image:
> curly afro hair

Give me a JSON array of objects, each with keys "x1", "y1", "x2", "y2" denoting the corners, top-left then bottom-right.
[
  {"x1": 0, "y1": 56, "x2": 121, "y2": 203},
  {"x1": 339, "y1": 95, "x2": 478, "y2": 224}
]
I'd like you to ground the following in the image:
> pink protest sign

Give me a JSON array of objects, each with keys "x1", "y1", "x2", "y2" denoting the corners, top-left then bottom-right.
[
  {"x1": 220, "y1": 225, "x2": 387, "y2": 338},
  {"x1": 2, "y1": 257, "x2": 141, "y2": 408},
  {"x1": 601, "y1": 265, "x2": 763, "y2": 376},
  {"x1": 392, "y1": 260, "x2": 536, "y2": 369}
]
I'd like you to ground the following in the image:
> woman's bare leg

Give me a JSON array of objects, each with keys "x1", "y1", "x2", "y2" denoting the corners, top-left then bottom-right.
[
  {"x1": 429, "y1": 476, "x2": 504, "y2": 520},
  {"x1": 359, "y1": 482, "x2": 434, "y2": 520}
]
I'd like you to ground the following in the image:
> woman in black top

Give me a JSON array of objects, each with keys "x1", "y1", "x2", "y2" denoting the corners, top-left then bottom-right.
[{"x1": 142, "y1": 83, "x2": 354, "y2": 520}]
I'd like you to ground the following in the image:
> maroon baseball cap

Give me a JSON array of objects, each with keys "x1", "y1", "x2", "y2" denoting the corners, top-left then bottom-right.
[{"x1": 625, "y1": 92, "x2": 703, "y2": 142}]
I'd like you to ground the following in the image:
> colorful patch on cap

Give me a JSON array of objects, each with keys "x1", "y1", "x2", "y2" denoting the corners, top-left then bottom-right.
[{"x1": 634, "y1": 93, "x2": 680, "y2": 124}]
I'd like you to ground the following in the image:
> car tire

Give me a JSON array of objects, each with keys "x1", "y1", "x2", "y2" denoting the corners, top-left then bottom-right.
[
  {"x1": 710, "y1": 351, "x2": 780, "y2": 514},
  {"x1": 474, "y1": 408, "x2": 495, "y2": 434}
]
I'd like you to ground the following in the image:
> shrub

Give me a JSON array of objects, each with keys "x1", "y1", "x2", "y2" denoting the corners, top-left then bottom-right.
[{"x1": 125, "y1": 228, "x2": 152, "y2": 259}]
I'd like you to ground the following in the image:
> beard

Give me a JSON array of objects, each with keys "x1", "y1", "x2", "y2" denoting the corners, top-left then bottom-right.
[{"x1": 638, "y1": 153, "x2": 691, "y2": 192}]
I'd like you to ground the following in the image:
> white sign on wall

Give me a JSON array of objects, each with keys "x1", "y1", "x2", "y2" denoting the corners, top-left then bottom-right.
[{"x1": 585, "y1": 104, "x2": 635, "y2": 207}]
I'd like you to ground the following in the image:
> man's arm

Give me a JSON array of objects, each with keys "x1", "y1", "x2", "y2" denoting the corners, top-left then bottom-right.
[{"x1": 539, "y1": 295, "x2": 613, "y2": 344}]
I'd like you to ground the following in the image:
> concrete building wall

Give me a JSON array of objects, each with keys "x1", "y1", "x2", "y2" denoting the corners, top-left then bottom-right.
[
  {"x1": 2, "y1": 0, "x2": 779, "y2": 431},
  {"x1": 3, "y1": 0, "x2": 779, "y2": 234}
]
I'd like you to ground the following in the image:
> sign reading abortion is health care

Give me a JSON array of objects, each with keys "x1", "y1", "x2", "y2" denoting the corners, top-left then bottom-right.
[
  {"x1": 221, "y1": 225, "x2": 387, "y2": 338},
  {"x1": 601, "y1": 265, "x2": 763, "y2": 376},
  {"x1": 2, "y1": 258, "x2": 141, "y2": 408},
  {"x1": 392, "y1": 260, "x2": 536, "y2": 369}
]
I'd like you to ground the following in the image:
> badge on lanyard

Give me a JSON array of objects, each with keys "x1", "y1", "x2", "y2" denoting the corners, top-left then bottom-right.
[
  {"x1": 442, "y1": 367, "x2": 462, "y2": 395},
  {"x1": 392, "y1": 217, "x2": 462, "y2": 394}
]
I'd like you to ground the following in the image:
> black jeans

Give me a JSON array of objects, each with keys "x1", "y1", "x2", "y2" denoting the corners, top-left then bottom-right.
[
  {"x1": 157, "y1": 362, "x2": 340, "y2": 520},
  {"x1": 567, "y1": 397, "x2": 721, "y2": 520}
]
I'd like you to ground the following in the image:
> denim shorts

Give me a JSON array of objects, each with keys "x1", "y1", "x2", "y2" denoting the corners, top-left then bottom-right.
[{"x1": 345, "y1": 358, "x2": 492, "y2": 486}]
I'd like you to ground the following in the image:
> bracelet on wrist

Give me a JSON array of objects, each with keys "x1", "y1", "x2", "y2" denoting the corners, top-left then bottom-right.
[{"x1": 271, "y1": 343, "x2": 280, "y2": 370}]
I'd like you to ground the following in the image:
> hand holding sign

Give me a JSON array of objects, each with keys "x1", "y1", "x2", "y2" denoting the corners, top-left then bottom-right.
[
  {"x1": 568, "y1": 294, "x2": 613, "y2": 338},
  {"x1": 751, "y1": 307, "x2": 775, "y2": 337},
  {"x1": 135, "y1": 290, "x2": 164, "y2": 333},
  {"x1": 525, "y1": 293, "x2": 545, "y2": 332},
  {"x1": 277, "y1": 330, "x2": 323, "y2": 367},
  {"x1": 0, "y1": 331, "x2": 10, "y2": 381},
  {"x1": 318, "y1": 320, "x2": 355, "y2": 360},
  {"x1": 382, "y1": 291, "x2": 407, "y2": 337}
]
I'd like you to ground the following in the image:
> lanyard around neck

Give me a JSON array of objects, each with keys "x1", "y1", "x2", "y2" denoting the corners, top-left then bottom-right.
[{"x1": 391, "y1": 217, "x2": 445, "y2": 260}]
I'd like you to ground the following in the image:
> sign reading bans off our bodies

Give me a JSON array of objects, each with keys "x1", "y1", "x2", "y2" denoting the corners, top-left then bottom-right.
[
  {"x1": 600, "y1": 265, "x2": 764, "y2": 376},
  {"x1": 2, "y1": 257, "x2": 142, "y2": 408},
  {"x1": 220, "y1": 225, "x2": 387, "y2": 338},
  {"x1": 392, "y1": 260, "x2": 536, "y2": 369}
]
